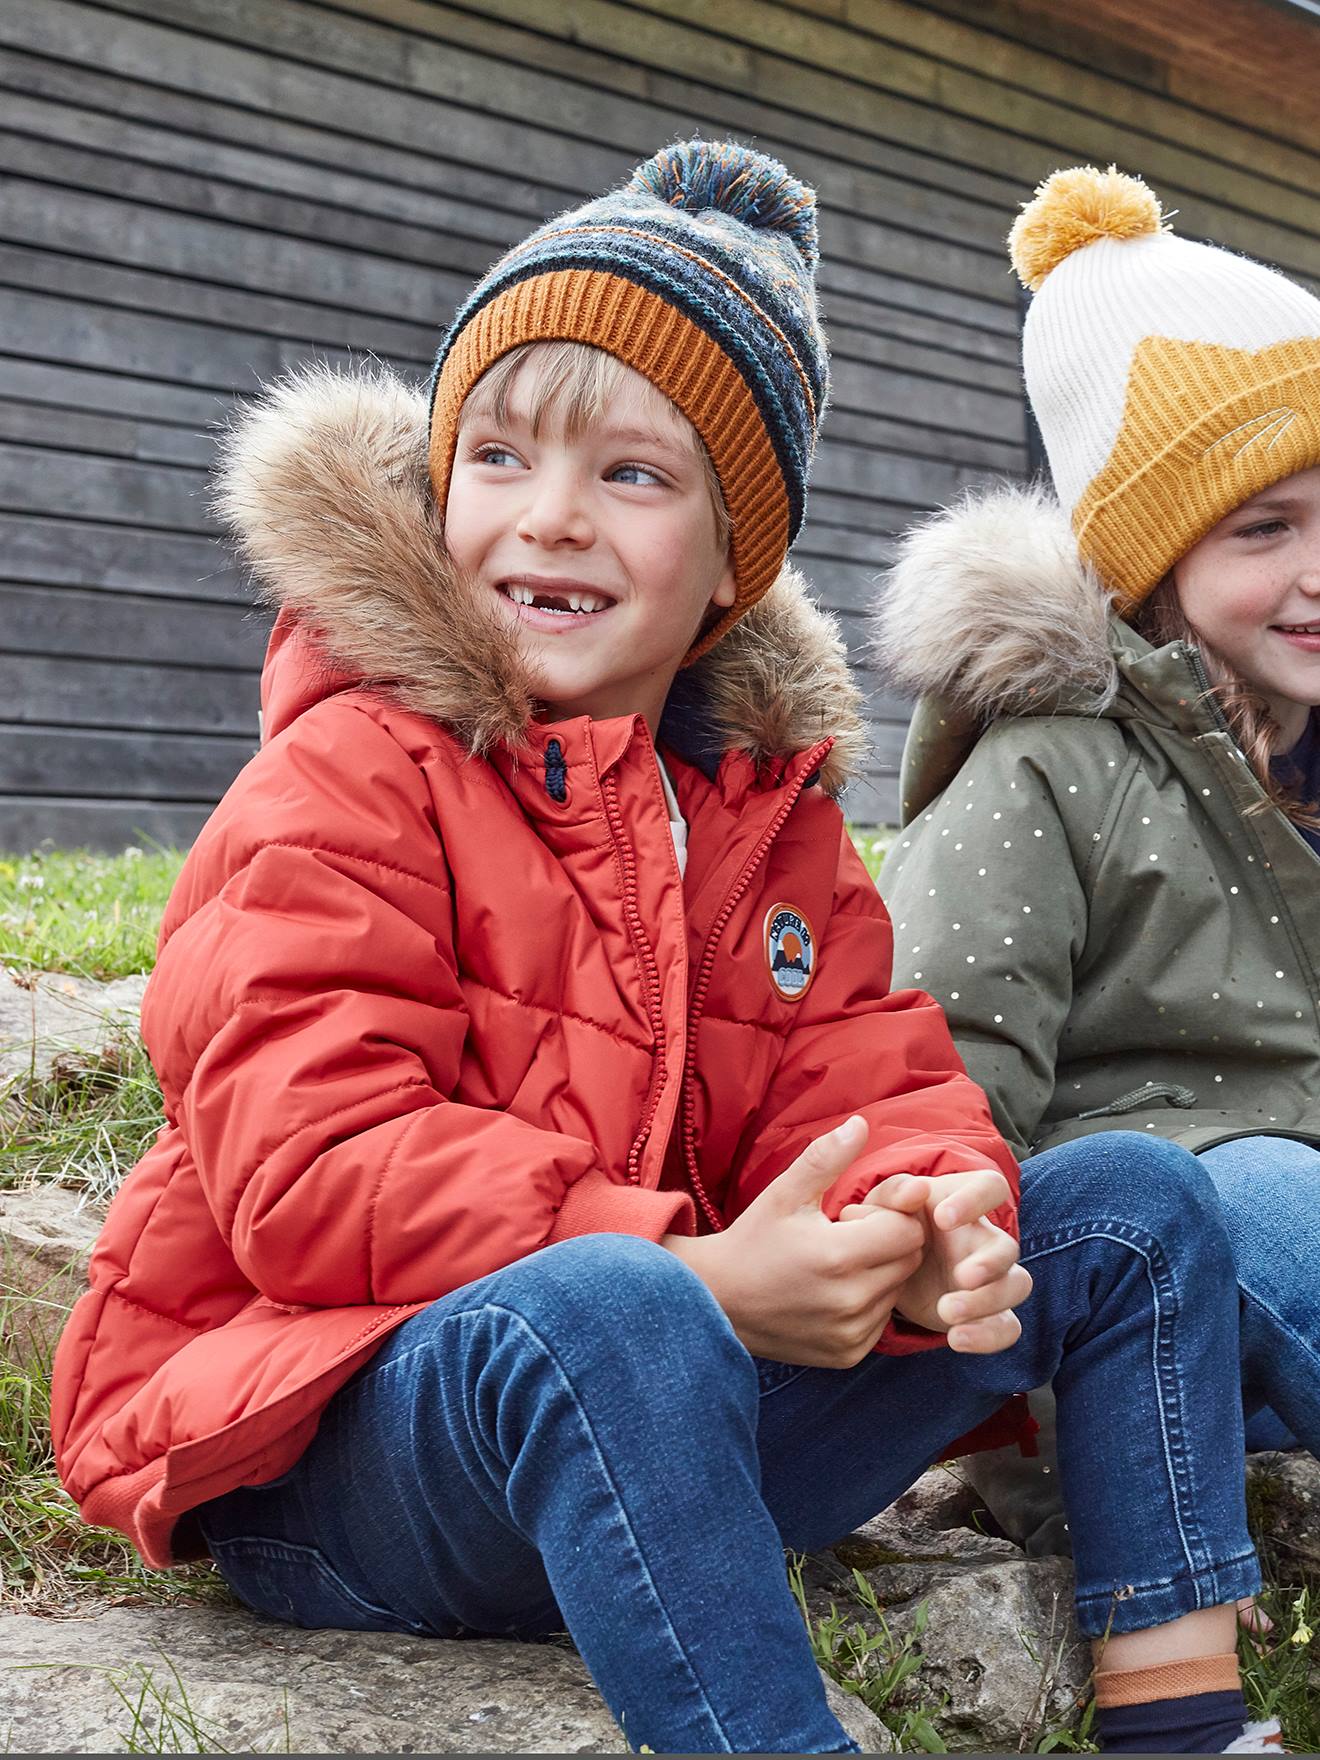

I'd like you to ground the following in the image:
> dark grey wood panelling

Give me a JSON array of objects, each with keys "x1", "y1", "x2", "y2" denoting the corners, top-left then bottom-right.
[
  {"x1": 0, "y1": 514, "x2": 243, "y2": 602},
  {"x1": 0, "y1": 581, "x2": 270, "y2": 670},
  {"x1": 0, "y1": 0, "x2": 1316, "y2": 849},
  {"x1": 1, "y1": 724, "x2": 257, "y2": 799},
  {"x1": 0, "y1": 795, "x2": 213, "y2": 849},
  {"x1": 0, "y1": 655, "x2": 262, "y2": 736}
]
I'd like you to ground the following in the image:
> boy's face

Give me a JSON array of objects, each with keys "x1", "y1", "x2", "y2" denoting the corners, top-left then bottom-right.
[
  {"x1": 446, "y1": 355, "x2": 735, "y2": 733},
  {"x1": 1173, "y1": 464, "x2": 1320, "y2": 745}
]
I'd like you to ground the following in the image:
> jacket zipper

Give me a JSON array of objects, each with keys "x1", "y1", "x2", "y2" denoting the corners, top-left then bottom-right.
[
  {"x1": 600, "y1": 767, "x2": 670, "y2": 1183},
  {"x1": 680, "y1": 744, "x2": 832, "y2": 1231},
  {"x1": 1182, "y1": 645, "x2": 1232, "y2": 737}
]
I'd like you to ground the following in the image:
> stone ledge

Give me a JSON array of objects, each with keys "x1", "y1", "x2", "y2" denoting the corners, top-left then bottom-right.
[{"x1": 0, "y1": 1603, "x2": 892, "y2": 1754}]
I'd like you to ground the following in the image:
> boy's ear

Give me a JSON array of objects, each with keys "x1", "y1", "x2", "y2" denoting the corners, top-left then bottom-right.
[{"x1": 711, "y1": 556, "x2": 737, "y2": 610}]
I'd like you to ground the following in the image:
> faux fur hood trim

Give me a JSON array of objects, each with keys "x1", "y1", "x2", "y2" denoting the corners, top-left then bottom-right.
[
  {"x1": 216, "y1": 365, "x2": 866, "y2": 797},
  {"x1": 872, "y1": 482, "x2": 1119, "y2": 720}
]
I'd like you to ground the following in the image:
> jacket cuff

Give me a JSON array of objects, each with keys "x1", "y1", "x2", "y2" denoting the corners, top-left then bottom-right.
[
  {"x1": 875, "y1": 1312, "x2": 947, "y2": 1356},
  {"x1": 827, "y1": 1139, "x2": 1019, "y2": 1238},
  {"x1": 548, "y1": 1177, "x2": 696, "y2": 1246}
]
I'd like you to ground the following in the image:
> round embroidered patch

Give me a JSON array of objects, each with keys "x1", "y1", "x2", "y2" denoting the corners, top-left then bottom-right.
[{"x1": 764, "y1": 903, "x2": 816, "y2": 1001}]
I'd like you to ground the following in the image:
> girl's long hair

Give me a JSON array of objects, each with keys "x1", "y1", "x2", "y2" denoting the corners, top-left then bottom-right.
[{"x1": 1134, "y1": 578, "x2": 1320, "y2": 829}]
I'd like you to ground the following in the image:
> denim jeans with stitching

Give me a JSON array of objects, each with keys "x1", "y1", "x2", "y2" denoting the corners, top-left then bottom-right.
[
  {"x1": 198, "y1": 1130, "x2": 1259, "y2": 1755},
  {"x1": 1199, "y1": 1133, "x2": 1320, "y2": 1453}
]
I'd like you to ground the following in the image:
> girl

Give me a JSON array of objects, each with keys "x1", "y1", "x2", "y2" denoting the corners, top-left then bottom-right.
[{"x1": 879, "y1": 162, "x2": 1320, "y2": 1664}]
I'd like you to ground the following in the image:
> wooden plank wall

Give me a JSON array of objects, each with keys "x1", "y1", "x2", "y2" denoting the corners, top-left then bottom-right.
[{"x1": 1, "y1": 0, "x2": 1317, "y2": 848}]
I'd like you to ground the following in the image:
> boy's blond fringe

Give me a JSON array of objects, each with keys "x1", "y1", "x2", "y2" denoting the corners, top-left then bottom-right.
[
  {"x1": 464, "y1": 341, "x2": 732, "y2": 552},
  {"x1": 1135, "y1": 579, "x2": 1320, "y2": 830}
]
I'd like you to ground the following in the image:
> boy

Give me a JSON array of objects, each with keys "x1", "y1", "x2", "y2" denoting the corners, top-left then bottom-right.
[{"x1": 53, "y1": 142, "x2": 1271, "y2": 1753}]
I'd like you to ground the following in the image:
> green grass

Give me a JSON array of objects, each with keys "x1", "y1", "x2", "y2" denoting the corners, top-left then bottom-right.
[
  {"x1": 0, "y1": 1304, "x2": 224, "y2": 1613},
  {"x1": 1239, "y1": 1583, "x2": 1320, "y2": 1752},
  {"x1": 0, "y1": 846, "x2": 215, "y2": 1616},
  {"x1": 849, "y1": 824, "x2": 894, "y2": 883},
  {"x1": 1, "y1": 1031, "x2": 165, "y2": 1204},
  {"x1": 0, "y1": 847, "x2": 185, "y2": 981},
  {"x1": 1239, "y1": 1466, "x2": 1320, "y2": 1751},
  {"x1": 790, "y1": 1556, "x2": 952, "y2": 1751}
]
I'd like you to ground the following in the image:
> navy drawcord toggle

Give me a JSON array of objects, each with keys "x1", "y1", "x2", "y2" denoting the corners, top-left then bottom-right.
[{"x1": 544, "y1": 738, "x2": 568, "y2": 803}]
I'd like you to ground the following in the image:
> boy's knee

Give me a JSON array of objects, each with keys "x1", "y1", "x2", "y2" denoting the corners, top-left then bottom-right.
[{"x1": 510, "y1": 1233, "x2": 733, "y2": 1347}]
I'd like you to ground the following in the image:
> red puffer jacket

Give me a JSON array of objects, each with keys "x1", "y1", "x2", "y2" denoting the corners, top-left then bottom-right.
[{"x1": 52, "y1": 368, "x2": 1025, "y2": 1569}]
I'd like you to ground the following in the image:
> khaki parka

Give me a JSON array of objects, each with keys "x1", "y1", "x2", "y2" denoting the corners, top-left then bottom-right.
[{"x1": 877, "y1": 485, "x2": 1320, "y2": 1162}]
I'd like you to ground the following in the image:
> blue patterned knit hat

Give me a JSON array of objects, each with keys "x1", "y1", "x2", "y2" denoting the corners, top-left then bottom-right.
[{"x1": 428, "y1": 139, "x2": 829, "y2": 657}]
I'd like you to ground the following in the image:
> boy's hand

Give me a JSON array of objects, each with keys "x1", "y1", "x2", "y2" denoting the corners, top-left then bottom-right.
[
  {"x1": 840, "y1": 1170, "x2": 1031, "y2": 1354},
  {"x1": 662, "y1": 1116, "x2": 929, "y2": 1369}
]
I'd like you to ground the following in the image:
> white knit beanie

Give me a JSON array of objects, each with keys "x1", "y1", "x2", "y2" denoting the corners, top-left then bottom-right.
[{"x1": 1010, "y1": 166, "x2": 1320, "y2": 611}]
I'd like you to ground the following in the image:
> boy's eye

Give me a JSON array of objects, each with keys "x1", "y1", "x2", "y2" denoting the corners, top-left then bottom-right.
[
  {"x1": 609, "y1": 462, "x2": 665, "y2": 487},
  {"x1": 473, "y1": 444, "x2": 523, "y2": 469}
]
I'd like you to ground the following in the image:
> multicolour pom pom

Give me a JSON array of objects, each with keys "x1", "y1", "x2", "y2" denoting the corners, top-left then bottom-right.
[{"x1": 629, "y1": 139, "x2": 819, "y2": 268}]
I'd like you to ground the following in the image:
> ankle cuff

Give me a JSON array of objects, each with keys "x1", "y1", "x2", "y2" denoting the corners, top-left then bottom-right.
[{"x1": 1095, "y1": 1652, "x2": 1241, "y2": 1707}]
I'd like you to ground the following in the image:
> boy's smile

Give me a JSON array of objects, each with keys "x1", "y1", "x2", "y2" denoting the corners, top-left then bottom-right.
[
  {"x1": 445, "y1": 348, "x2": 735, "y2": 733},
  {"x1": 498, "y1": 573, "x2": 617, "y2": 627}
]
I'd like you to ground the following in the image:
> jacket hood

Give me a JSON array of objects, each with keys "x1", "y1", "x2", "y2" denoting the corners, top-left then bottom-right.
[
  {"x1": 870, "y1": 483, "x2": 1212, "y2": 816},
  {"x1": 874, "y1": 482, "x2": 1119, "y2": 722},
  {"x1": 216, "y1": 365, "x2": 867, "y2": 797}
]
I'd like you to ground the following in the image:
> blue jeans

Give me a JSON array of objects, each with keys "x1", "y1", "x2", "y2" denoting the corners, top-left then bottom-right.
[
  {"x1": 1200, "y1": 1134, "x2": 1320, "y2": 1453},
  {"x1": 198, "y1": 1132, "x2": 1258, "y2": 1754}
]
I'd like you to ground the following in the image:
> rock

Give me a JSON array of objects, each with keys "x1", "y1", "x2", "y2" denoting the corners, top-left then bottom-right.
[
  {"x1": 883, "y1": 1557, "x2": 1087, "y2": 1751},
  {"x1": 1247, "y1": 1450, "x2": 1320, "y2": 1580},
  {"x1": 0, "y1": 1603, "x2": 893, "y2": 1753},
  {"x1": 0, "y1": 971, "x2": 148, "y2": 1085},
  {"x1": 802, "y1": 1470, "x2": 1088, "y2": 1751},
  {"x1": 878, "y1": 1463, "x2": 988, "y2": 1537},
  {"x1": 821, "y1": 1673, "x2": 897, "y2": 1752},
  {"x1": 0, "y1": 1183, "x2": 103, "y2": 1359},
  {"x1": 833, "y1": 1466, "x2": 1023, "y2": 1583}
]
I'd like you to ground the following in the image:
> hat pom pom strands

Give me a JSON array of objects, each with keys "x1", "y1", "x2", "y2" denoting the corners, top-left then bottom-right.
[
  {"x1": 628, "y1": 139, "x2": 819, "y2": 270},
  {"x1": 1009, "y1": 165, "x2": 1167, "y2": 292}
]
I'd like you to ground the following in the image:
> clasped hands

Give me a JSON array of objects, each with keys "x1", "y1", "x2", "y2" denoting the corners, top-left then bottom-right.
[{"x1": 664, "y1": 1115, "x2": 1032, "y2": 1369}]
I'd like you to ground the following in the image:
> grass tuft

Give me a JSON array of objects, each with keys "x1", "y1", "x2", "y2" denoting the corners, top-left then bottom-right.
[
  {"x1": 0, "y1": 847, "x2": 184, "y2": 981},
  {"x1": 789, "y1": 1555, "x2": 952, "y2": 1751},
  {"x1": 1, "y1": 1033, "x2": 165, "y2": 1204},
  {"x1": 0, "y1": 1310, "x2": 224, "y2": 1612},
  {"x1": 1240, "y1": 1465, "x2": 1320, "y2": 1751}
]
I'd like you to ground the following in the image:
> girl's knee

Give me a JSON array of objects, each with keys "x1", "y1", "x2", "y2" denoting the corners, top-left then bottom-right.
[
  {"x1": 1202, "y1": 1134, "x2": 1320, "y2": 1207},
  {"x1": 1021, "y1": 1131, "x2": 1230, "y2": 1251}
]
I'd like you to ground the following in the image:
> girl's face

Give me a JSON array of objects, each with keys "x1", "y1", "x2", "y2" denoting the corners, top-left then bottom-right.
[{"x1": 1173, "y1": 464, "x2": 1320, "y2": 747}]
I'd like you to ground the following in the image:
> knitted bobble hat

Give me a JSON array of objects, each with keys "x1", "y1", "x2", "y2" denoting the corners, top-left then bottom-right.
[
  {"x1": 429, "y1": 139, "x2": 829, "y2": 660},
  {"x1": 1010, "y1": 165, "x2": 1320, "y2": 612}
]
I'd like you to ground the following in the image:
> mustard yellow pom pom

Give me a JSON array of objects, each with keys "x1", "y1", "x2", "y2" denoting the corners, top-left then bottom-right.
[{"x1": 1009, "y1": 165, "x2": 1168, "y2": 292}]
